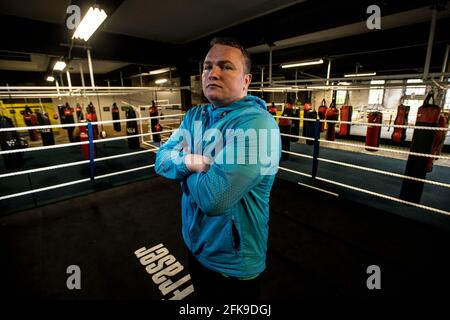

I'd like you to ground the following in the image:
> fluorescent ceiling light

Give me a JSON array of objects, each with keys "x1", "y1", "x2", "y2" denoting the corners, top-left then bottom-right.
[
  {"x1": 53, "y1": 61, "x2": 67, "y2": 71},
  {"x1": 344, "y1": 72, "x2": 376, "y2": 77},
  {"x1": 149, "y1": 67, "x2": 175, "y2": 75},
  {"x1": 281, "y1": 59, "x2": 324, "y2": 68},
  {"x1": 155, "y1": 79, "x2": 168, "y2": 84},
  {"x1": 72, "y1": 7, "x2": 107, "y2": 41},
  {"x1": 46, "y1": 76, "x2": 55, "y2": 82}
]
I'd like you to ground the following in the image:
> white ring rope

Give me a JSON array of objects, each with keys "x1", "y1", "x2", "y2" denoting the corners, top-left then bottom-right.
[
  {"x1": 0, "y1": 114, "x2": 184, "y2": 132},
  {"x1": 0, "y1": 149, "x2": 158, "y2": 179},
  {"x1": 275, "y1": 115, "x2": 450, "y2": 131},
  {"x1": 315, "y1": 176, "x2": 450, "y2": 217},
  {"x1": 0, "y1": 164, "x2": 156, "y2": 200},
  {"x1": 318, "y1": 139, "x2": 450, "y2": 160},
  {"x1": 95, "y1": 164, "x2": 155, "y2": 180},
  {"x1": 0, "y1": 129, "x2": 176, "y2": 155},
  {"x1": 278, "y1": 166, "x2": 312, "y2": 178},
  {"x1": 317, "y1": 157, "x2": 450, "y2": 189}
]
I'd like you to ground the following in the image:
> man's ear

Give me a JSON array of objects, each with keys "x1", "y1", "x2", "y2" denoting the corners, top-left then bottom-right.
[{"x1": 244, "y1": 73, "x2": 252, "y2": 90}]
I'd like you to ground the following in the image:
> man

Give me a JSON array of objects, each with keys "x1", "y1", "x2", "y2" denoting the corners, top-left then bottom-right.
[{"x1": 155, "y1": 37, "x2": 280, "y2": 301}]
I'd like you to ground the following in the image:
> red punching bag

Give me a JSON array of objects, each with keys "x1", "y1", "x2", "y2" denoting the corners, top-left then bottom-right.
[
  {"x1": 427, "y1": 112, "x2": 449, "y2": 172},
  {"x1": 339, "y1": 105, "x2": 353, "y2": 137},
  {"x1": 391, "y1": 104, "x2": 410, "y2": 143},
  {"x1": 365, "y1": 111, "x2": 383, "y2": 151},
  {"x1": 317, "y1": 99, "x2": 328, "y2": 132},
  {"x1": 325, "y1": 102, "x2": 338, "y2": 141},
  {"x1": 400, "y1": 93, "x2": 441, "y2": 202}
]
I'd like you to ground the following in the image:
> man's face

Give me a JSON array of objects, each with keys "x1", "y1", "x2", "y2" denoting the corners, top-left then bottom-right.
[{"x1": 202, "y1": 44, "x2": 252, "y2": 106}]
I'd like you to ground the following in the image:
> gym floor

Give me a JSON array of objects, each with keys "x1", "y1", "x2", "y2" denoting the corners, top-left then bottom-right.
[{"x1": 2, "y1": 174, "x2": 450, "y2": 300}]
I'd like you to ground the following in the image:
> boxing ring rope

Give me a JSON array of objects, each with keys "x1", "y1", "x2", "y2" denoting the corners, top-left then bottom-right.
[
  {"x1": 0, "y1": 113, "x2": 182, "y2": 201},
  {"x1": 1, "y1": 112, "x2": 449, "y2": 217},
  {"x1": 275, "y1": 114, "x2": 450, "y2": 216}
]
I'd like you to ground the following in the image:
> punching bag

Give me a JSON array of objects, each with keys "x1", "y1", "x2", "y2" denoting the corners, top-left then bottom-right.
[
  {"x1": 149, "y1": 101, "x2": 161, "y2": 144},
  {"x1": 427, "y1": 112, "x2": 449, "y2": 172},
  {"x1": 75, "y1": 103, "x2": 84, "y2": 121},
  {"x1": 59, "y1": 103, "x2": 75, "y2": 142},
  {"x1": 391, "y1": 104, "x2": 410, "y2": 143},
  {"x1": 112, "y1": 103, "x2": 121, "y2": 132},
  {"x1": 325, "y1": 102, "x2": 339, "y2": 141},
  {"x1": 23, "y1": 106, "x2": 39, "y2": 141},
  {"x1": 302, "y1": 104, "x2": 317, "y2": 146},
  {"x1": 126, "y1": 107, "x2": 140, "y2": 149},
  {"x1": 400, "y1": 93, "x2": 441, "y2": 203},
  {"x1": 279, "y1": 102, "x2": 293, "y2": 160},
  {"x1": 291, "y1": 104, "x2": 301, "y2": 142},
  {"x1": 339, "y1": 105, "x2": 353, "y2": 137},
  {"x1": 86, "y1": 102, "x2": 99, "y2": 139},
  {"x1": 317, "y1": 99, "x2": 328, "y2": 132},
  {"x1": 0, "y1": 115, "x2": 27, "y2": 169},
  {"x1": 268, "y1": 102, "x2": 277, "y2": 116},
  {"x1": 36, "y1": 111, "x2": 55, "y2": 146},
  {"x1": 365, "y1": 111, "x2": 383, "y2": 151}
]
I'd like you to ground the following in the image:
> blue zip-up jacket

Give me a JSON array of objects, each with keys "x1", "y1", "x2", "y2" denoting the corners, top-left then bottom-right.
[{"x1": 155, "y1": 95, "x2": 281, "y2": 278}]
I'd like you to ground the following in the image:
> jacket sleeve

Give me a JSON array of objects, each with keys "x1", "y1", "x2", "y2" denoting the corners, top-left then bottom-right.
[
  {"x1": 154, "y1": 112, "x2": 192, "y2": 181},
  {"x1": 186, "y1": 116, "x2": 280, "y2": 216}
]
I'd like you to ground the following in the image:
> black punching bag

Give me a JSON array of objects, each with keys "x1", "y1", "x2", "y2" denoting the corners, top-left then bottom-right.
[
  {"x1": 126, "y1": 107, "x2": 140, "y2": 149},
  {"x1": 400, "y1": 93, "x2": 441, "y2": 203},
  {"x1": 36, "y1": 111, "x2": 55, "y2": 146},
  {"x1": 112, "y1": 103, "x2": 121, "y2": 132},
  {"x1": 0, "y1": 115, "x2": 27, "y2": 169}
]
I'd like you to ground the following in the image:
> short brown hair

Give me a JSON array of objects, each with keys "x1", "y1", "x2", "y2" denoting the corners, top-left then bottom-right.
[{"x1": 209, "y1": 37, "x2": 252, "y2": 74}]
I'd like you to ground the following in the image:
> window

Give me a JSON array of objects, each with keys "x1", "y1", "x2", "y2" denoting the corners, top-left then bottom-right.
[
  {"x1": 404, "y1": 79, "x2": 427, "y2": 124},
  {"x1": 336, "y1": 90, "x2": 347, "y2": 105},
  {"x1": 368, "y1": 80, "x2": 385, "y2": 105},
  {"x1": 405, "y1": 79, "x2": 426, "y2": 96}
]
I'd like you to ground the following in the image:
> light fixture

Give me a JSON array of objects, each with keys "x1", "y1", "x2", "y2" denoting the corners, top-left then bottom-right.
[
  {"x1": 155, "y1": 79, "x2": 168, "y2": 84},
  {"x1": 53, "y1": 61, "x2": 67, "y2": 71},
  {"x1": 72, "y1": 6, "x2": 108, "y2": 41},
  {"x1": 344, "y1": 72, "x2": 377, "y2": 77},
  {"x1": 338, "y1": 81, "x2": 351, "y2": 85},
  {"x1": 149, "y1": 67, "x2": 176, "y2": 75},
  {"x1": 281, "y1": 58, "x2": 324, "y2": 68},
  {"x1": 46, "y1": 76, "x2": 55, "y2": 82}
]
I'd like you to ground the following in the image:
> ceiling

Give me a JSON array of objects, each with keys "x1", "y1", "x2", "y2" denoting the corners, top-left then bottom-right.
[{"x1": 0, "y1": 0, "x2": 448, "y2": 86}]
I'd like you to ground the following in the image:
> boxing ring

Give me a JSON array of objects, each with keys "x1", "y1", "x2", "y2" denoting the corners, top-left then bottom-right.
[{"x1": 1, "y1": 105, "x2": 450, "y2": 300}]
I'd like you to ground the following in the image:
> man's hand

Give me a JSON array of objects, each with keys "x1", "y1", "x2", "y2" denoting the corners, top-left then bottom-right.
[{"x1": 185, "y1": 154, "x2": 212, "y2": 173}]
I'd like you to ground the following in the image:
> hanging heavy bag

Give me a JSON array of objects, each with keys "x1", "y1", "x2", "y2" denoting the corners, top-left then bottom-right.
[
  {"x1": 291, "y1": 106, "x2": 301, "y2": 142},
  {"x1": 391, "y1": 104, "x2": 410, "y2": 143},
  {"x1": 302, "y1": 105, "x2": 317, "y2": 146},
  {"x1": 339, "y1": 105, "x2": 353, "y2": 137},
  {"x1": 0, "y1": 115, "x2": 27, "y2": 169},
  {"x1": 36, "y1": 111, "x2": 55, "y2": 146},
  {"x1": 317, "y1": 99, "x2": 328, "y2": 132},
  {"x1": 399, "y1": 93, "x2": 441, "y2": 203},
  {"x1": 23, "y1": 107, "x2": 39, "y2": 141},
  {"x1": 79, "y1": 121, "x2": 96, "y2": 160},
  {"x1": 325, "y1": 102, "x2": 339, "y2": 141},
  {"x1": 268, "y1": 103, "x2": 277, "y2": 116},
  {"x1": 75, "y1": 103, "x2": 84, "y2": 121},
  {"x1": 426, "y1": 112, "x2": 449, "y2": 172},
  {"x1": 63, "y1": 103, "x2": 75, "y2": 142},
  {"x1": 279, "y1": 103, "x2": 293, "y2": 160},
  {"x1": 86, "y1": 102, "x2": 99, "y2": 139},
  {"x1": 112, "y1": 103, "x2": 121, "y2": 132},
  {"x1": 365, "y1": 111, "x2": 383, "y2": 151},
  {"x1": 126, "y1": 107, "x2": 140, "y2": 149}
]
